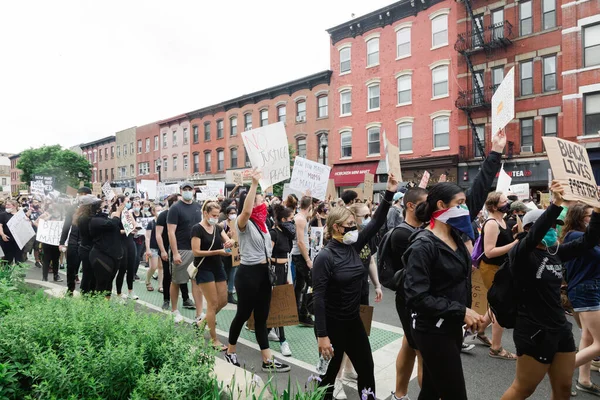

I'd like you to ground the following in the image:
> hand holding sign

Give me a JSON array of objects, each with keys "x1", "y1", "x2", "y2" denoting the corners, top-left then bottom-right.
[
  {"x1": 250, "y1": 168, "x2": 262, "y2": 185},
  {"x1": 550, "y1": 180, "x2": 564, "y2": 207},
  {"x1": 492, "y1": 128, "x2": 507, "y2": 154},
  {"x1": 387, "y1": 172, "x2": 399, "y2": 193}
]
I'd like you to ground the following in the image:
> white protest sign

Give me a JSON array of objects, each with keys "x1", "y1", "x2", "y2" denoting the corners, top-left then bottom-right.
[
  {"x1": 282, "y1": 183, "x2": 304, "y2": 200},
  {"x1": 241, "y1": 122, "x2": 290, "y2": 191},
  {"x1": 309, "y1": 226, "x2": 324, "y2": 261},
  {"x1": 135, "y1": 217, "x2": 152, "y2": 237},
  {"x1": 30, "y1": 181, "x2": 45, "y2": 197},
  {"x1": 102, "y1": 181, "x2": 115, "y2": 201},
  {"x1": 496, "y1": 165, "x2": 512, "y2": 194},
  {"x1": 289, "y1": 157, "x2": 331, "y2": 200},
  {"x1": 33, "y1": 175, "x2": 54, "y2": 192},
  {"x1": 418, "y1": 171, "x2": 431, "y2": 189},
  {"x1": 196, "y1": 192, "x2": 208, "y2": 201},
  {"x1": 36, "y1": 219, "x2": 65, "y2": 246},
  {"x1": 206, "y1": 181, "x2": 225, "y2": 198},
  {"x1": 140, "y1": 179, "x2": 158, "y2": 200},
  {"x1": 121, "y1": 210, "x2": 137, "y2": 236},
  {"x1": 508, "y1": 183, "x2": 530, "y2": 201},
  {"x1": 6, "y1": 210, "x2": 35, "y2": 250},
  {"x1": 491, "y1": 67, "x2": 515, "y2": 136}
]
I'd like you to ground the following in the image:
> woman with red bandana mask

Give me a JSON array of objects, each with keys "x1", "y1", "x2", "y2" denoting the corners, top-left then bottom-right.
[{"x1": 225, "y1": 169, "x2": 291, "y2": 373}]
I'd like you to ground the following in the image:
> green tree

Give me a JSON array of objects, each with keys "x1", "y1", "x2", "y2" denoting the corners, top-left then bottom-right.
[
  {"x1": 17, "y1": 145, "x2": 92, "y2": 192},
  {"x1": 271, "y1": 144, "x2": 296, "y2": 197}
]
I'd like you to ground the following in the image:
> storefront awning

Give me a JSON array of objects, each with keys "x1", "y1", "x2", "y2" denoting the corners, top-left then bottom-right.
[{"x1": 331, "y1": 162, "x2": 378, "y2": 187}]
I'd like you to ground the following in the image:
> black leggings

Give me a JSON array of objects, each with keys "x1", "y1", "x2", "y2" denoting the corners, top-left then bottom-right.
[
  {"x1": 42, "y1": 244, "x2": 60, "y2": 281},
  {"x1": 161, "y1": 255, "x2": 189, "y2": 302},
  {"x1": 134, "y1": 239, "x2": 144, "y2": 274},
  {"x1": 90, "y1": 247, "x2": 118, "y2": 295},
  {"x1": 66, "y1": 244, "x2": 80, "y2": 293},
  {"x1": 293, "y1": 255, "x2": 310, "y2": 319},
  {"x1": 274, "y1": 262, "x2": 288, "y2": 342},
  {"x1": 1, "y1": 240, "x2": 19, "y2": 264},
  {"x1": 79, "y1": 246, "x2": 94, "y2": 294},
  {"x1": 228, "y1": 263, "x2": 272, "y2": 350},
  {"x1": 116, "y1": 237, "x2": 136, "y2": 294},
  {"x1": 413, "y1": 327, "x2": 467, "y2": 400},
  {"x1": 316, "y1": 316, "x2": 375, "y2": 400}
]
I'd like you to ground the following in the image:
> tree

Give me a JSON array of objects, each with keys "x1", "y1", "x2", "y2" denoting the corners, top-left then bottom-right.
[
  {"x1": 271, "y1": 144, "x2": 296, "y2": 198},
  {"x1": 17, "y1": 145, "x2": 92, "y2": 192}
]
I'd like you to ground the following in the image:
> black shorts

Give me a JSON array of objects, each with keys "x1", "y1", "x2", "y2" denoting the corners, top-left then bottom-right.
[
  {"x1": 395, "y1": 290, "x2": 417, "y2": 350},
  {"x1": 513, "y1": 318, "x2": 575, "y2": 364},
  {"x1": 196, "y1": 264, "x2": 227, "y2": 284}
]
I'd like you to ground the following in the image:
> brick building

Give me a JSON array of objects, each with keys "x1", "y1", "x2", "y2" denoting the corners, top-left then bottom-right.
[
  {"x1": 9, "y1": 154, "x2": 25, "y2": 195},
  {"x1": 157, "y1": 115, "x2": 191, "y2": 183},
  {"x1": 135, "y1": 122, "x2": 161, "y2": 183},
  {"x1": 115, "y1": 127, "x2": 137, "y2": 187},
  {"x1": 80, "y1": 136, "x2": 116, "y2": 184}
]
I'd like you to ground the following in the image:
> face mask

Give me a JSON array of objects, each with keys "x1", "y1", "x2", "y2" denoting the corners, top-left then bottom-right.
[
  {"x1": 143, "y1": 207, "x2": 149, "y2": 212},
  {"x1": 542, "y1": 228, "x2": 558, "y2": 247},
  {"x1": 250, "y1": 203, "x2": 268, "y2": 233},
  {"x1": 228, "y1": 214, "x2": 237, "y2": 221},
  {"x1": 342, "y1": 227, "x2": 359, "y2": 245},
  {"x1": 431, "y1": 204, "x2": 475, "y2": 240},
  {"x1": 182, "y1": 191, "x2": 194, "y2": 201},
  {"x1": 5, "y1": 208, "x2": 13, "y2": 213},
  {"x1": 281, "y1": 221, "x2": 296, "y2": 238},
  {"x1": 134, "y1": 207, "x2": 140, "y2": 213},
  {"x1": 208, "y1": 217, "x2": 219, "y2": 226},
  {"x1": 125, "y1": 203, "x2": 132, "y2": 210},
  {"x1": 360, "y1": 217, "x2": 372, "y2": 229},
  {"x1": 497, "y1": 203, "x2": 511, "y2": 214}
]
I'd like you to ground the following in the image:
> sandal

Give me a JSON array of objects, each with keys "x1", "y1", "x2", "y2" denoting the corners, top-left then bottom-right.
[
  {"x1": 158, "y1": 287, "x2": 163, "y2": 293},
  {"x1": 489, "y1": 347, "x2": 517, "y2": 360},
  {"x1": 146, "y1": 284, "x2": 154, "y2": 292},
  {"x1": 212, "y1": 343, "x2": 228, "y2": 352},
  {"x1": 476, "y1": 333, "x2": 492, "y2": 347}
]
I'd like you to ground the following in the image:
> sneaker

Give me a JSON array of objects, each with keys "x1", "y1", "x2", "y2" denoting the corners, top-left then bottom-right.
[
  {"x1": 182, "y1": 299, "x2": 196, "y2": 309},
  {"x1": 343, "y1": 370, "x2": 358, "y2": 382},
  {"x1": 334, "y1": 380, "x2": 347, "y2": 399},
  {"x1": 576, "y1": 382, "x2": 600, "y2": 396},
  {"x1": 162, "y1": 301, "x2": 170, "y2": 310},
  {"x1": 134, "y1": 275, "x2": 140, "y2": 281},
  {"x1": 129, "y1": 292, "x2": 139, "y2": 300},
  {"x1": 299, "y1": 315, "x2": 315, "y2": 327},
  {"x1": 391, "y1": 392, "x2": 411, "y2": 400},
  {"x1": 120, "y1": 293, "x2": 128, "y2": 300},
  {"x1": 172, "y1": 310, "x2": 184, "y2": 324},
  {"x1": 245, "y1": 322, "x2": 255, "y2": 332},
  {"x1": 60, "y1": 263, "x2": 66, "y2": 270},
  {"x1": 268, "y1": 329, "x2": 280, "y2": 342},
  {"x1": 228, "y1": 293, "x2": 238, "y2": 304},
  {"x1": 261, "y1": 357, "x2": 290, "y2": 373},
  {"x1": 35, "y1": 261, "x2": 42, "y2": 268},
  {"x1": 224, "y1": 352, "x2": 240, "y2": 367},
  {"x1": 592, "y1": 359, "x2": 600, "y2": 371},
  {"x1": 152, "y1": 271, "x2": 158, "y2": 280},
  {"x1": 461, "y1": 342, "x2": 475, "y2": 352},
  {"x1": 53, "y1": 275, "x2": 63, "y2": 283},
  {"x1": 280, "y1": 341, "x2": 292, "y2": 357}
]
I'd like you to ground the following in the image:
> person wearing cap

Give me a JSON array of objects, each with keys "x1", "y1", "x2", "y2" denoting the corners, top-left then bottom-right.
[
  {"x1": 501, "y1": 182, "x2": 600, "y2": 399},
  {"x1": 386, "y1": 192, "x2": 405, "y2": 231},
  {"x1": 506, "y1": 201, "x2": 528, "y2": 232},
  {"x1": 167, "y1": 181, "x2": 203, "y2": 323}
]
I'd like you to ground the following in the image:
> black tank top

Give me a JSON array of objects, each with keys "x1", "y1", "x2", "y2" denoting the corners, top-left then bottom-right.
[{"x1": 481, "y1": 218, "x2": 514, "y2": 265}]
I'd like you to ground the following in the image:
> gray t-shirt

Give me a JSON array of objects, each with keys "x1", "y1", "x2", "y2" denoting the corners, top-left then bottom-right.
[
  {"x1": 236, "y1": 218, "x2": 273, "y2": 265},
  {"x1": 291, "y1": 215, "x2": 309, "y2": 255}
]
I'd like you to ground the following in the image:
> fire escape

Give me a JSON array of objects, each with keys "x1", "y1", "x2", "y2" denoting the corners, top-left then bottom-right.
[{"x1": 455, "y1": 0, "x2": 513, "y2": 160}]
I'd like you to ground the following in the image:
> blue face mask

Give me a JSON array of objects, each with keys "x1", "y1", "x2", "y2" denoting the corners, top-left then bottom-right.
[
  {"x1": 542, "y1": 228, "x2": 558, "y2": 247},
  {"x1": 125, "y1": 203, "x2": 132, "y2": 210},
  {"x1": 360, "y1": 217, "x2": 371, "y2": 229}
]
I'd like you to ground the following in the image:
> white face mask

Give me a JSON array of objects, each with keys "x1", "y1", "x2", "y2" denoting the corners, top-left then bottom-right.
[
  {"x1": 342, "y1": 230, "x2": 359, "y2": 245},
  {"x1": 228, "y1": 214, "x2": 237, "y2": 221},
  {"x1": 208, "y1": 217, "x2": 219, "y2": 226}
]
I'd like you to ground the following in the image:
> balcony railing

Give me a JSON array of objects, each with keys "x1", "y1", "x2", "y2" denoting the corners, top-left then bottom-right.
[
  {"x1": 455, "y1": 84, "x2": 499, "y2": 110},
  {"x1": 455, "y1": 21, "x2": 513, "y2": 54}
]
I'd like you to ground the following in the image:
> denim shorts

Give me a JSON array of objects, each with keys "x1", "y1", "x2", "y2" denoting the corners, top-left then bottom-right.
[{"x1": 568, "y1": 279, "x2": 600, "y2": 312}]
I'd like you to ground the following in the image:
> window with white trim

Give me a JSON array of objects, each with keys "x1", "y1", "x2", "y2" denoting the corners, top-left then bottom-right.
[
  {"x1": 123, "y1": 144, "x2": 127, "y2": 155},
  {"x1": 318, "y1": 95, "x2": 328, "y2": 118},
  {"x1": 193, "y1": 153, "x2": 199, "y2": 173},
  {"x1": 584, "y1": 24, "x2": 600, "y2": 68},
  {"x1": 171, "y1": 132, "x2": 177, "y2": 146},
  {"x1": 367, "y1": 38, "x2": 379, "y2": 66},
  {"x1": 340, "y1": 90, "x2": 351, "y2": 115},
  {"x1": 193, "y1": 126, "x2": 199, "y2": 143},
  {"x1": 520, "y1": 60, "x2": 533, "y2": 96},
  {"x1": 217, "y1": 150, "x2": 224, "y2": 171},
  {"x1": 260, "y1": 109, "x2": 268, "y2": 127},
  {"x1": 432, "y1": 14, "x2": 448, "y2": 47},
  {"x1": 341, "y1": 131, "x2": 352, "y2": 158},
  {"x1": 520, "y1": 118, "x2": 534, "y2": 150},
  {"x1": 297, "y1": 138, "x2": 307, "y2": 158},
  {"x1": 183, "y1": 155, "x2": 188, "y2": 171},
  {"x1": 162, "y1": 133, "x2": 167, "y2": 148},
  {"x1": 397, "y1": 75, "x2": 412, "y2": 104},
  {"x1": 244, "y1": 113, "x2": 252, "y2": 130},
  {"x1": 433, "y1": 116, "x2": 450, "y2": 148},
  {"x1": 217, "y1": 120, "x2": 224, "y2": 139},
  {"x1": 183, "y1": 128, "x2": 189, "y2": 145},
  {"x1": 230, "y1": 148, "x2": 238, "y2": 168},
  {"x1": 432, "y1": 66, "x2": 448, "y2": 97},
  {"x1": 543, "y1": 55, "x2": 557, "y2": 92},
  {"x1": 520, "y1": 1, "x2": 532, "y2": 36},
  {"x1": 543, "y1": 115, "x2": 557, "y2": 137},
  {"x1": 397, "y1": 28, "x2": 411, "y2": 58},
  {"x1": 163, "y1": 159, "x2": 167, "y2": 172},
  {"x1": 474, "y1": 125, "x2": 485, "y2": 157},
  {"x1": 368, "y1": 84, "x2": 380, "y2": 110},
  {"x1": 296, "y1": 100, "x2": 306, "y2": 119},
  {"x1": 585, "y1": 92, "x2": 600, "y2": 135},
  {"x1": 145, "y1": 138, "x2": 150, "y2": 153},
  {"x1": 367, "y1": 127, "x2": 380, "y2": 155},
  {"x1": 398, "y1": 123, "x2": 413, "y2": 152},
  {"x1": 230, "y1": 116, "x2": 237, "y2": 136},
  {"x1": 205, "y1": 152, "x2": 211, "y2": 172},
  {"x1": 277, "y1": 105, "x2": 286, "y2": 122},
  {"x1": 542, "y1": 0, "x2": 556, "y2": 30},
  {"x1": 172, "y1": 156, "x2": 177, "y2": 171},
  {"x1": 137, "y1": 140, "x2": 142, "y2": 154},
  {"x1": 340, "y1": 47, "x2": 351, "y2": 73},
  {"x1": 204, "y1": 122, "x2": 211, "y2": 141}
]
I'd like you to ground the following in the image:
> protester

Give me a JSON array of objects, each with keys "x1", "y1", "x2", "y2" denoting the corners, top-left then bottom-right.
[
  {"x1": 340, "y1": 190, "x2": 358, "y2": 206},
  {"x1": 506, "y1": 201, "x2": 528, "y2": 232},
  {"x1": 292, "y1": 196, "x2": 313, "y2": 327},
  {"x1": 114, "y1": 195, "x2": 138, "y2": 300},
  {"x1": 221, "y1": 205, "x2": 238, "y2": 304},
  {"x1": 35, "y1": 204, "x2": 63, "y2": 282},
  {"x1": 0, "y1": 200, "x2": 20, "y2": 264},
  {"x1": 29, "y1": 198, "x2": 43, "y2": 268},
  {"x1": 386, "y1": 192, "x2": 404, "y2": 230},
  {"x1": 144, "y1": 205, "x2": 163, "y2": 292},
  {"x1": 131, "y1": 200, "x2": 146, "y2": 278},
  {"x1": 310, "y1": 202, "x2": 328, "y2": 228}
]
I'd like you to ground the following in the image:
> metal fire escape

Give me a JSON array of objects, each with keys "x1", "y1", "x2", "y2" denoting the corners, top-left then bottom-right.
[{"x1": 455, "y1": 0, "x2": 514, "y2": 159}]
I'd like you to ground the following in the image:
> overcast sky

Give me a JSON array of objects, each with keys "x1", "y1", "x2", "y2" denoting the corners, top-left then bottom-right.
[{"x1": 1, "y1": 0, "x2": 393, "y2": 154}]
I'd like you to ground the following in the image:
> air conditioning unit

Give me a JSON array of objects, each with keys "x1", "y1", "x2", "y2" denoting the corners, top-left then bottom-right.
[
  {"x1": 521, "y1": 145, "x2": 533, "y2": 153},
  {"x1": 296, "y1": 115, "x2": 306, "y2": 123}
]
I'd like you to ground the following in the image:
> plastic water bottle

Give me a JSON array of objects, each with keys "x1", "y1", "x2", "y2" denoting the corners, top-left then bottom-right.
[{"x1": 315, "y1": 347, "x2": 333, "y2": 375}]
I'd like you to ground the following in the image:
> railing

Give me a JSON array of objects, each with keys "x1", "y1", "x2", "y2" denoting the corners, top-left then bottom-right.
[
  {"x1": 455, "y1": 84, "x2": 499, "y2": 110},
  {"x1": 455, "y1": 21, "x2": 513, "y2": 53}
]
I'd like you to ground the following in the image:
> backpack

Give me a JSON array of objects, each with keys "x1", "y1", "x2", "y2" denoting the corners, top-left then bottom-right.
[
  {"x1": 471, "y1": 219, "x2": 496, "y2": 268},
  {"x1": 377, "y1": 222, "x2": 416, "y2": 290},
  {"x1": 487, "y1": 245, "x2": 521, "y2": 329}
]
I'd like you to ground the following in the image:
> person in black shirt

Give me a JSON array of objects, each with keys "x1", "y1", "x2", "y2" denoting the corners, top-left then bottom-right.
[
  {"x1": 144, "y1": 205, "x2": 163, "y2": 292},
  {"x1": 221, "y1": 206, "x2": 238, "y2": 304},
  {"x1": 310, "y1": 202, "x2": 328, "y2": 228},
  {"x1": 312, "y1": 173, "x2": 398, "y2": 400},
  {"x1": 0, "y1": 200, "x2": 20, "y2": 264}
]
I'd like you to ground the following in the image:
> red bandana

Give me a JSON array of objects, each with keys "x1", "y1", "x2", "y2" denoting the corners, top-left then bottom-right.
[{"x1": 250, "y1": 203, "x2": 268, "y2": 233}]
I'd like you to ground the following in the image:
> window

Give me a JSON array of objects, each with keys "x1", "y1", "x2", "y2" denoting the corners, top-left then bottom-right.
[
  {"x1": 138, "y1": 162, "x2": 149, "y2": 176},
  {"x1": 145, "y1": 138, "x2": 150, "y2": 152},
  {"x1": 432, "y1": 14, "x2": 448, "y2": 47},
  {"x1": 277, "y1": 105, "x2": 286, "y2": 122},
  {"x1": 542, "y1": 0, "x2": 556, "y2": 30},
  {"x1": 230, "y1": 116, "x2": 237, "y2": 136},
  {"x1": 205, "y1": 152, "x2": 211, "y2": 172},
  {"x1": 99, "y1": 170, "x2": 102, "y2": 181},
  {"x1": 543, "y1": 115, "x2": 558, "y2": 137},
  {"x1": 130, "y1": 164, "x2": 134, "y2": 177},
  {"x1": 473, "y1": 70, "x2": 485, "y2": 104},
  {"x1": 130, "y1": 143, "x2": 134, "y2": 155},
  {"x1": 584, "y1": 24, "x2": 600, "y2": 67},
  {"x1": 520, "y1": 119, "x2": 534, "y2": 151},
  {"x1": 162, "y1": 133, "x2": 167, "y2": 148},
  {"x1": 297, "y1": 139, "x2": 307, "y2": 158},
  {"x1": 585, "y1": 92, "x2": 600, "y2": 135},
  {"x1": 397, "y1": 75, "x2": 412, "y2": 104},
  {"x1": 492, "y1": 8, "x2": 504, "y2": 39},
  {"x1": 432, "y1": 66, "x2": 449, "y2": 97},
  {"x1": 318, "y1": 95, "x2": 328, "y2": 118},
  {"x1": 296, "y1": 100, "x2": 306, "y2": 120},
  {"x1": 230, "y1": 148, "x2": 238, "y2": 168},
  {"x1": 217, "y1": 120, "x2": 224, "y2": 138},
  {"x1": 137, "y1": 140, "x2": 142, "y2": 154},
  {"x1": 244, "y1": 113, "x2": 252, "y2": 130},
  {"x1": 366, "y1": 38, "x2": 379, "y2": 66},
  {"x1": 368, "y1": 127, "x2": 380, "y2": 155},
  {"x1": 111, "y1": 146, "x2": 115, "y2": 158},
  {"x1": 193, "y1": 126, "x2": 199, "y2": 143},
  {"x1": 543, "y1": 55, "x2": 557, "y2": 92},
  {"x1": 368, "y1": 84, "x2": 380, "y2": 110},
  {"x1": 172, "y1": 132, "x2": 177, "y2": 146},
  {"x1": 520, "y1": 60, "x2": 533, "y2": 95},
  {"x1": 433, "y1": 116, "x2": 450, "y2": 148},
  {"x1": 111, "y1": 168, "x2": 114, "y2": 180},
  {"x1": 217, "y1": 150, "x2": 224, "y2": 171},
  {"x1": 245, "y1": 150, "x2": 250, "y2": 166},
  {"x1": 193, "y1": 153, "x2": 199, "y2": 173},
  {"x1": 340, "y1": 47, "x2": 351, "y2": 73},
  {"x1": 398, "y1": 123, "x2": 412, "y2": 152},
  {"x1": 105, "y1": 148, "x2": 108, "y2": 159},
  {"x1": 99, "y1": 150, "x2": 102, "y2": 161},
  {"x1": 260, "y1": 110, "x2": 268, "y2": 126},
  {"x1": 163, "y1": 159, "x2": 167, "y2": 172},
  {"x1": 137, "y1": 163, "x2": 142, "y2": 176},
  {"x1": 204, "y1": 122, "x2": 211, "y2": 141},
  {"x1": 520, "y1": 1, "x2": 532, "y2": 36},
  {"x1": 340, "y1": 90, "x2": 351, "y2": 115},
  {"x1": 172, "y1": 156, "x2": 177, "y2": 171},
  {"x1": 123, "y1": 144, "x2": 127, "y2": 156},
  {"x1": 474, "y1": 125, "x2": 485, "y2": 157},
  {"x1": 154, "y1": 136, "x2": 158, "y2": 151},
  {"x1": 183, "y1": 155, "x2": 188, "y2": 171},
  {"x1": 183, "y1": 128, "x2": 189, "y2": 145},
  {"x1": 341, "y1": 131, "x2": 352, "y2": 158},
  {"x1": 105, "y1": 169, "x2": 108, "y2": 180},
  {"x1": 492, "y1": 66, "x2": 504, "y2": 91},
  {"x1": 397, "y1": 28, "x2": 411, "y2": 58}
]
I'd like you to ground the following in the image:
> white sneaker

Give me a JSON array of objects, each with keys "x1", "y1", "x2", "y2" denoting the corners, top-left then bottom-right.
[
  {"x1": 120, "y1": 293, "x2": 128, "y2": 300},
  {"x1": 172, "y1": 310, "x2": 184, "y2": 324},
  {"x1": 280, "y1": 341, "x2": 292, "y2": 357},
  {"x1": 333, "y1": 379, "x2": 347, "y2": 399},
  {"x1": 461, "y1": 342, "x2": 475, "y2": 352},
  {"x1": 268, "y1": 329, "x2": 279, "y2": 342},
  {"x1": 129, "y1": 292, "x2": 139, "y2": 300}
]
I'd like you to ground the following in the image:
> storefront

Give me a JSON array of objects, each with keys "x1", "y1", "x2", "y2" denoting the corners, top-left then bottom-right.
[
  {"x1": 376, "y1": 155, "x2": 458, "y2": 188},
  {"x1": 331, "y1": 161, "x2": 378, "y2": 190}
]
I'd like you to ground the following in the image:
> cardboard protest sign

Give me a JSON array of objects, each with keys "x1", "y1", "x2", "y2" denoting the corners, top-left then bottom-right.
[
  {"x1": 353, "y1": 188, "x2": 364, "y2": 200},
  {"x1": 140, "y1": 179, "x2": 158, "y2": 200},
  {"x1": 491, "y1": 67, "x2": 515, "y2": 136},
  {"x1": 364, "y1": 173, "x2": 374, "y2": 200},
  {"x1": 309, "y1": 226, "x2": 324, "y2": 261},
  {"x1": 36, "y1": 219, "x2": 65, "y2": 246},
  {"x1": 6, "y1": 210, "x2": 35, "y2": 250},
  {"x1": 92, "y1": 182, "x2": 102, "y2": 196},
  {"x1": 289, "y1": 157, "x2": 331, "y2": 200},
  {"x1": 508, "y1": 183, "x2": 530, "y2": 201},
  {"x1": 540, "y1": 192, "x2": 551, "y2": 208},
  {"x1": 543, "y1": 137, "x2": 600, "y2": 207},
  {"x1": 102, "y1": 181, "x2": 115, "y2": 201},
  {"x1": 496, "y1": 165, "x2": 512, "y2": 194},
  {"x1": 66, "y1": 186, "x2": 78, "y2": 197},
  {"x1": 438, "y1": 174, "x2": 447, "y2": 183},
  {"x1": 248, "y1": 284, "x2": 299, "y2": 329},
  {"x1": 360, "y1": 305, "x2": 374, "y2": 336},
  {"x1": 232, "y1": 171, "x2": 243, "y2": 186},
  {"x1": 384, "y1": 134, "x2": 403, "y2": 181},
  {"x1": 418, "y1": 171, "x2": 431, "y2": 189},
  {"x1": 471, "y1": 268, "x2": 488, "y2": 316},
  {"x1": 231, "y1": 240, "x2": 240, "y2": 267},
  {"x1": 241, "y1": 122, "x2": 290, "y2": 191},
  {"x1": 121, "y1": 210, "x2": 137, "y2": 236},
  {"x1": 326, "y1": 179, "x2": 336, "y2": 200},
  {"x1": 30, "y1": 181, "x2": 45, "y2": 197}
]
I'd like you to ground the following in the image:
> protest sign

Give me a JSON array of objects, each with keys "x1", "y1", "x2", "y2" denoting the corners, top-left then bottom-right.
[
  {"x1": 102, "y1": 181, "x2": 115, "y2": 201},
  {"x1": 508, "y1": 183, "x2": 530, "y2": 201},
  {"x1": 6, "y1": 210, "x2": 35, "y2": 250},
  {"x1": 496, "y1": 165, "x2": 512, "y2": 194},
  {"x1": 384, "y1": 134, "x2": 402, "y2": 181},
  {"x1": 136, "y1": 217, "x2": 152, "y2": 237},
  {"x1": 113, "y1": 187, "x2": 123, "y2": 195},
  {"x1": 289, "y1": 157, "x2": 331, "y2": 200},
  {"x1": 231, "y1": 240, "x2": 240, "y2": 267},
  {"x1": 543, "y1": 137, "x2": 600, "y2": 207},
  {"x1": 36, "y1": 219, "x2": 65, "y2": 246},
  {"x1": 419, "y1": 171, "x2": 431, "y2": 189},
  {"x1": 241, "y1": 122, "x2": 290, "y2": 191},
  {"x1": 66, "y1": 186, "x2": 78, "y2": 197},
  {"x1": 206, "y1": 181, "x2": 225, "y2": 198},
  {"x1": 364, "y1": 173, "x2": 374, "y2": 200},
  {"x1": 33, "y1": 175, "x2": 54, "y2": 192},
  {"x1": 471, "y1": 268, "x2": 488, "y2": 316},
  {"x1": 438, "y1": 174, "x2": 447, "y2": 183},
  {"x1": 121, "y1": 210, "x2": 137, "y2": 236},
  {"x1": 196, "y1": 192, "x2": 208, "y2": 201},
  {"x1": 360, "y1": 305, "x2": 374, "y2": 336},
  {"x1": 30, "y1": 181, "x2": 45, "y2": 197},
  {"x1": 282, "y1": 183, "x2": 304, "y2": 200},
  {"x1": 309, "y1": 226, "x2": 324, "y2": 261},
  {"x1": 540, "y1": 192, "x2": 551, "y2": 208},
  {"x1": 326, "y1": 179, "x2": 336, "y2": 200},
  {"x1": 247, "y1": 284, "x2": 299, "y2": 329},
  {"x1": 123, "y1": 188, "x2": 134, "y2": 197},
  {"x1": 232, "y1": 171, "x2": 243, "y2": 186},
  {"x1": 92, "y1": 182, "x2": 102, "y2": 196},
  {"x1": 140, "y1": 179, "x2": 158, "y2": 200},
  {"x1": 491, "y1": 67, "x2": 515, "y2": 136}
]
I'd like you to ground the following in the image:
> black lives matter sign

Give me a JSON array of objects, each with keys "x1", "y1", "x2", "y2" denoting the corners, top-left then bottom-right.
[{"x1": 543, "y1": 137, "x2": 600, "y2": 207}]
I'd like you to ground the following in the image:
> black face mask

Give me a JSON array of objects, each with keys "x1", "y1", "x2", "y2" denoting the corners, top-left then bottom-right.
[
  {"x1": 498, "y1": 203, "x2": 511, "y2": 214},
  {"x1": 280, "y1": 221, "x2": 296, "y2": 238},
  {"x1": 342, "y1": 226, "x2": 358, "y2": 234}
]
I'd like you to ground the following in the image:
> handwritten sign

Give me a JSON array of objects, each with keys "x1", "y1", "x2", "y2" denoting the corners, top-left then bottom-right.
[
  {"x1": 289, "y1": 157, "x2": 331, "y2": 200},
  {"x1": 491, "y1": 67, "x2": 515, "y2": 136},
  {"x1": 231, "y1": 240, "x2": 240, "y2": 267},
  {"x1": 6, "y1": 210, "x2": 35, "y2": 250},
  {"x1": 418, "y1": 171, "x2": 431, "y2": 189},
  {"x1": 496, "y1": 165, "x2": 512, "y2": 194},
  {"x1": 121, "y1": 210, "x2": 137, "y2": 236},
  {"x1": 206, "y1": 181, "x2": 225, "y2": 198},
  {"x1": 66, "y1": 186, "x2": 78, "y2": 197},
  {"x1": 102, "y1": 181, "x2": 115, "y2": 201},
  {"x1": 232, "y1": 171, "x2": 243, "y2": 186},
  {"x1": 33, "y1": 175, "x2": 54, "y2": 192},
  {"x1": 439, "y1": 174, "x2": 447, "y2": 183},
  {"x1": 140, "y1": 179, "x2": 158, "y2": 200},
  {"x1": 364, "y1": 173, "x2": 374, "y2": 200},
  {"x1": 92, "y1": 182, "x2": 102, "y2": 196},
  {"x1": 241, "y1": 122, "x2": 290, "y2": 191},
  {"x1": 543, "y1": 137, "x2": 600, "y2": 207},
  {"x1": 30, "y1": 181, "x2": 45, "y2": 197},
  {"x1": 360, "y1": 305, "x2": 374, "y2": 336},
  {"x1": 36, "y1": 219, "x2": 65, "y2": 246},
  {"x1": 309, "y1": 226, "x2": 324, "y2": 261},
  {"x1": 326, "y1": 179, "x2": 336, "y2": 200},
  {"x1": 471, "y1": 268, "x2": 488, "y2": 316},
  {"x1": 384, "y1": 134, "x2": 403, "y2": 181},
  {"x1": 508, "y1": 183, "x2": 530, "y2": 201},
  {"x1": 248, "y1": 284, "x2": 299, "y2": 329}
]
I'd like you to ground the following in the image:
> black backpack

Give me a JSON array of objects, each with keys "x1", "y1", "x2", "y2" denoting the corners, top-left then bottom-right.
[
  {"x1": 377, "y1": 222, "x2": 416, "y2": 290},
  {"x1": 487, "y1": 245, "x2": 521, "y2": 329}
]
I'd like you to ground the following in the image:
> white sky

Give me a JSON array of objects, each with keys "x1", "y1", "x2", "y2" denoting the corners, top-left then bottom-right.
[{"x1": 1, "y1": 0, "x2": 393, "y2": 154}]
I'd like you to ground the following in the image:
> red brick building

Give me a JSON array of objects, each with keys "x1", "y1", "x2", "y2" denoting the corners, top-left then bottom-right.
[
  {"x1": 135, "y1": 122, "x2": 161, "y2": 183},
  {"x1": 9, "y1": 154, "x2": 24, "y2": 195},
  {"x1": 80, "y1": 136, "x2": 116, "y2": 184}
]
